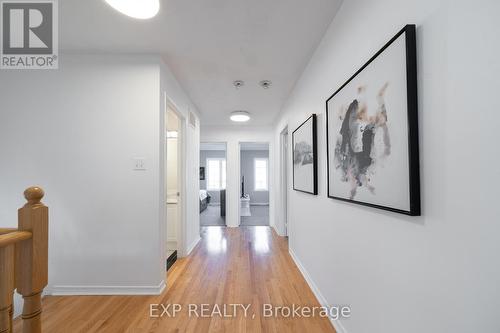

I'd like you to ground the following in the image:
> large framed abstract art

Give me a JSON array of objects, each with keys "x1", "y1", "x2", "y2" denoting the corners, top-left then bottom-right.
[
  {"x1": 326, "y1": 25, "x2": 420, "y2": 215},
  {"x1": 293, "y1": 114, "x2": 318, "y2": 195}
]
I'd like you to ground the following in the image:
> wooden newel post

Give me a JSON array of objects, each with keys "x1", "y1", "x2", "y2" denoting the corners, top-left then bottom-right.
[{"x1": 16, "y1": 187, "x2": 48, "y2": 333}]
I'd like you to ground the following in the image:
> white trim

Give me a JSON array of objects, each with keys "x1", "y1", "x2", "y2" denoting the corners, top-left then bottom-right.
[
  {"x1": 238, "y1": 141, "x2": 271, "y2": 227},
  {"x1": 164, "y1": 95, "x2": 188, "y2": 259},
  {"x1": 289, "y1": 249, "x2": 347, "y2": 333},
  {"x1": 250, "y1": 203, "x2": 269, "y2": 206},
  {"x1": 185, "y1": 236, "x2": 201, "y2": 256},
  {"x1": 237, "y1": 144, "x2": 242, "y2": 226},
  {"x1": 279, "y1": 125, "x2": 290, "y2": 237},
  {"x1": 51, "y1": 280, "x2": 166, "y2": 296},
  {"x1": 160, "y1": 92, "x2": 168, "y2": 289},
  {"x1": 271, "y1": 224, "x2": 284, "y2": 237},
  {"x1": 14, "y1": 290, "x2": 50, "y2": 319}
]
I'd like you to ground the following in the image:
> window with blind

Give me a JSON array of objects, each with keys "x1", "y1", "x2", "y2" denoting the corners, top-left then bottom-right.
[
  {"x1": 254, "y1": 158, "x2": 268, "y2": 191},
  {"x1": 207, "y1": 158, "x2": 226, "y2": 190}
]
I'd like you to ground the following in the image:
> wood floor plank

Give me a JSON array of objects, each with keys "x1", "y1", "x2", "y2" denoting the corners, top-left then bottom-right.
[{"x1": 13, "y1": 226, "x2": 335, "y2": 333}]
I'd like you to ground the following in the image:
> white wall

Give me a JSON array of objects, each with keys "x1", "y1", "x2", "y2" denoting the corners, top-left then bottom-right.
[
  {"x1": 201, "y1": 126, "x2": 274, "y2": 227},
  {"x1": 0, "y1": 54, "x2": 200, "y2": 316},
  {"x1": 273, "y1": 0, "x2": 500, "y2": 332}
]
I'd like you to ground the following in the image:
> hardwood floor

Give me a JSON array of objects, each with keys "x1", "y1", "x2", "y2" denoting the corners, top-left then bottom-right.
[{"x1": 14, "y1": 226, "x2": 335, "y2": 333}]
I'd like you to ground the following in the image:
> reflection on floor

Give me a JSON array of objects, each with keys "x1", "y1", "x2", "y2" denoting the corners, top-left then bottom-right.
[
  {"x1": 200, "y1": 204, "x2": 226, "y2": 226},
  {"x1": 241, "y1": 205, "x2": 269, "y2": 226},
  {"x1": 16, "y1": 226, "x2": 334, "y2": 332}
]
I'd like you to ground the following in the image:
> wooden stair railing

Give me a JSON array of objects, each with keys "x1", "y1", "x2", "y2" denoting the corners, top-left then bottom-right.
[{"x1": 0, "y1": 187, "x2": 48, "y2": 333}]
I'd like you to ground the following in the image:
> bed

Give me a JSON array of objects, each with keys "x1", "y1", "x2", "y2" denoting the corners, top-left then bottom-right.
[{"x1": 200, "y1": 190, "x2": 211, "y2": 212}]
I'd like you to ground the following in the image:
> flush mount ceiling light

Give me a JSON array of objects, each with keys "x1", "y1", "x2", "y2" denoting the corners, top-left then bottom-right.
[
  {"x1": 104, "y1": 0, "x2": 160, "y2": 19},
  {"x1": 230, "y1": 111, "x2": 251, "y2": 122},
  {"x1": 259, "y1": 80, "x2": 272, "y2": 89}
]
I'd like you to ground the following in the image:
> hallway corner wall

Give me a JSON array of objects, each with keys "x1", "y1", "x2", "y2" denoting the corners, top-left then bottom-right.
[{"x1": 0, "y1": 55, "x2": 201, "y2": 315}]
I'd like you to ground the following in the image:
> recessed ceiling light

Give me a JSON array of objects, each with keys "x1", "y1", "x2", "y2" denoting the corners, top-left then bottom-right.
[
  {"x1": 230, "y1": 111, "x2": 251, "y2": 122},
  {"x1": 259, "y1": 80, "x2": 272, "y2": 89},
  {"x1": 105, "y1": 0, "x2": 160, "y2": 19}
]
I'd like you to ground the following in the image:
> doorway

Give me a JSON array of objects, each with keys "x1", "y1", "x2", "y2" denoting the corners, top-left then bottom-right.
[
  {"x1": 165, "y1": 99, "x2": 185, "y2": 270},
  {"x1": 239, "y1": 142, "x2": 270, "y2": 226},
  {"x1": 280, "y1": 127, "x2": 289, "y2": 236},
  {"x1": 199, "y1": 142, "x2": 227, "y2": 227}
]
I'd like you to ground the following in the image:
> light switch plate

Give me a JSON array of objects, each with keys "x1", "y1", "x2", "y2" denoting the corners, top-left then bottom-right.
[{"x1": 133, "y1": 157, "x2": 146, "y2": 170}]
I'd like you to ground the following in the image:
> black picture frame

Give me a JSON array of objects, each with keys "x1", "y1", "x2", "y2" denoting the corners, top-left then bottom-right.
[
  {"x1": 199, "y1": 167, "x2": 205, "y2": 181},
  {"x1": 326, "y1": 25, "x2": 420, "y2": 216},
  {"x1": 292, "y1": 114, "x2": 318, "y2": 195}
]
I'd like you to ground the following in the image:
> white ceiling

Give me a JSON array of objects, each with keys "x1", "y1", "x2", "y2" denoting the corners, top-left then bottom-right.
[{"x1": 59, "y1": 0, "x2": 343, "y2": 126}]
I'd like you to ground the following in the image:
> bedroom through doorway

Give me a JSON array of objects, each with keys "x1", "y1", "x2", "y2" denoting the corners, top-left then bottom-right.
[
  {"x1": 239, "y1": 142, "x2": 270, "y2": 226},
  {"x1": 200, "y1": 142, "x2": 227, "y2": 226}
]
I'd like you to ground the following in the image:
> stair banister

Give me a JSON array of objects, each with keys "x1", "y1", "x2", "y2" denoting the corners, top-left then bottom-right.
[{"x1": 0, "y1": 187, "x2": 48, "y2": 333}]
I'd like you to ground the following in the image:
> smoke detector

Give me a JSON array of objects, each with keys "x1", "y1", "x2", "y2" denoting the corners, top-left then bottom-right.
[
  {"x1": 259, "y1": 80, "x2": 272, "y2": 89},
  {"x1": 233, "y1": 80, "x2": 245, "y2": 89}
]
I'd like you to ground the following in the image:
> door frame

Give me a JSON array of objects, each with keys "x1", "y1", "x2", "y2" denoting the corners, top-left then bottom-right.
[
  {"x1": 163, "y1": 93, "x2": 187, "y2": 259},
  {"x1": 238, "y1": 141, "x2": 271, "y2": 227},
  {"x1": 280, "y1": 126, "x2": 289, "y2": 236},
  {"x1": 199, "y1": 142, "x2": 228, "y2": 227}
]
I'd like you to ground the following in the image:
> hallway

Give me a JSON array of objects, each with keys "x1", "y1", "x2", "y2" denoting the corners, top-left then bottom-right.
[{"x1": 14, "y1": 227, "x2": 334, "y2": 333}]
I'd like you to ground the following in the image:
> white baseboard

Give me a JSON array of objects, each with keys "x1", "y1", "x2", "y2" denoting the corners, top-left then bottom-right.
[
  {"x1": 14, "y1": 289, "x2": 52, "y2": 318},
  {"x1": 186, "y1": 236, "x2": 201, "y2": 256},
  {"x1": 289, "y1": 249, "x2": 347, "y2": 333},
  {"x1": 13, "y1": 294, "x2": 23, "y2": 318},
  {"x1": 51, "y1": 280, "x2": 166, "y2": 296},
  {"x1": 271, "y1": 224, "x2": 283, "y2": 236}
]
